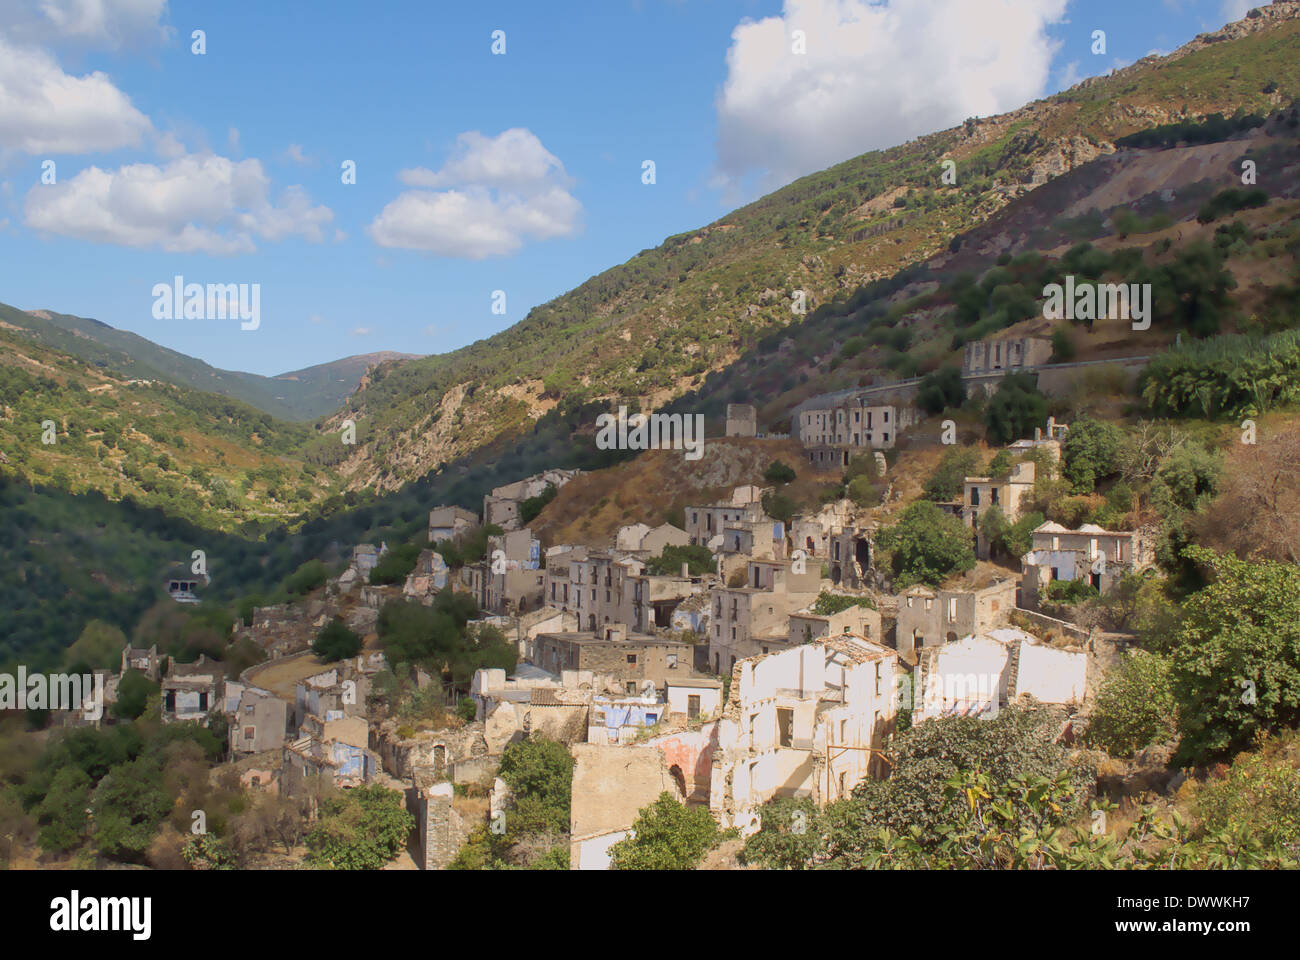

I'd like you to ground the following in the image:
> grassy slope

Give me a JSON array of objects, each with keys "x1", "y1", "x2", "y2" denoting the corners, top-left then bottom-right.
[
  {"x1": 0, "y1": 302, "x2": 411, "y2": 421},
  {"x1": 0, "y1": 324, "x2": 337, "y2": 531}
]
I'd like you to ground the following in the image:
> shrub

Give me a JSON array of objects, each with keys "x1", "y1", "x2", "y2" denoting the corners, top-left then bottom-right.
[
  {"x1": 608, "y1": 793, "x2": 720, "y2": 870},
  {"x1": 763, "y1": 460, "x2": 797, "y2": 484},
  {"x1": 875, "y1": 501, "x2": 975, "y2": 587},
  {"x1": 1084, "y1": 651, "x2": 1176, "y2": 757},
  {"x1": 313, "y1": 617, "x2": 362, "y2": 662}
]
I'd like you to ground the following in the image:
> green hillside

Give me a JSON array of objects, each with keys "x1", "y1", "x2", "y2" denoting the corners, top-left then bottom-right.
[{"x1": 0, "y1": 302, "x2": 414, "y2": 421}]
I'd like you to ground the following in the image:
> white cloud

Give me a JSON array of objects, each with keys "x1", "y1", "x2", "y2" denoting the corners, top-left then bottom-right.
[
  {"x1": 283, "y1": 143, "x2": 314, "y2": 166},
  {"x1": 713, "y1": 0, "x2": 1069, "y2": 193},
  {"x1": 24, "y1": 153, "x2": 334, "y2": 254},
  {"x1": 0, "y1": 0, "x2": 171, "y2": 50},
  {"x1": 369, "y1": 128, "x2": 581, "y2": 258},
  {"x1": 350, "y1": 326, "x2": 371, "y2": 336},
  {"x1": 0, "y1": 33, "x2": 151, "y2": 153}
]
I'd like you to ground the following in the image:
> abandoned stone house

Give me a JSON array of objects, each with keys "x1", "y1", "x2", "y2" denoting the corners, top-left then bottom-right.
[
  {"x1": 161, "y1": 656, "x2": 223, "y2": 724},
  {"x1": 294, "y1": 662, "x2": 370, "y2": 734},
  {"x1": 482, "y1": 469, "x2": 580, "y2": 531},
  {"x1": 708, "y1": 560, "x2": 820, "y2": 672},
  {"x1": 234, "y1": 601, "x2": 333, "y2": 660},
  {"x1": 665, "y1": 677, "x2": 724, "y2": 722},
  {"x1": 588, "y1": 691, "x2": 665, "y2": 744},
  {"x1": 1019, "y1": 522, "x2": 1156, "y2": 609},
  {"x1": 684, "y1": 500, "x2": 765, "y2": 549},
  {"x1": 826, "y1": 526, "x2": 874, "y2": 588},
  {"x1": 788, "y1": 601, "x2": 882, "y2": 648},
  {"x1": 533, "y1": 625, "x2": 693, "y2": 695},
  {"x1": 614, "y1": 521, "x2": 690, "y2": 556},
  {"x1": 725, "y1": 403, "x2": 757, "y2": 438},
  {"x1": 282, "y1": 713, "x2": 376, "y2": 795},
  {"x1": 227, "y1": 685, "x2": 290, "y2": 756},
  {"x1": 371, "y1": 719, "x2": 496, "y2": 784},
  {"x1": 796, "y1": 399, "x2": 914, "y2": 457},
  {"x1": 962, "y1": 335, "x2": 1053, "y2": 377},
  {"x1": 121, "y1": 644, "x2": 161, "y2": 682},
  {"x1": 569, "y1": 742, "x2": 684, "y2": 870},
  {"x1": 894, "y1": 578, "x2": 1017, "y2": 662},
  {"x1": 913, "y1": 627, "x2": 1087, "y2": 721},
  {"x1": 411, "y1": 777, "x2": 470, "y2": 870},
  {"x1": 352, "y1": 542, "x2": 388, "y2": 579},
  {"x1": 709, "y1": 635, "x2": 900, "y2": 836},
  {"x1": 403, "y1": 549, "x2": 449, "y2": 603},
  {"x1": 963, "y1": 460, "x2": 1037, "y2": 558},
  {"x1": 427, "y1": 504, "x2": 478, "y2": 544}
]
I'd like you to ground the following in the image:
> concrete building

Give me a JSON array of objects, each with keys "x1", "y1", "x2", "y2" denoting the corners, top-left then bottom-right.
[
  {"x1": 666, "y1": 677, "x2": 724, "y2": 721},
  {"x1": 282, "y1": 713, "x2": 376, "y2": 794},
  {"x1": 788, "y1": 600, "x2": 882, "y2": 647},
  {"x1": 685, "y1": 501, "x2": 766, "y2": 549},
  {"x1": 710, "y1": 635, "x2": 900, "y2": 835},
  {"x1": 615, "y1": 522, "x2": 689, "y2": 555},
  {"x1": 121, "y1": 645, "x2": 161, "y2": 682},
  {"x1": 826, "y1": 526, "x2": 874, "y2": 588}
]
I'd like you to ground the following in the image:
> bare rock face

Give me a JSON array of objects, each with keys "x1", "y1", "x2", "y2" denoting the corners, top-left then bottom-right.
[{"x1": 1029, "y1": 136, "x2": 1116, "y2": 187}]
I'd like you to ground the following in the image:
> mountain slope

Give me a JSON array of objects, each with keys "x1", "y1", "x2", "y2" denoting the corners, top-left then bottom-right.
[
  {"x1": 0, "y1": 302, "x2": 416, "y2": 421},
  {"x1": 0, "y1": 324, "x2": 340, "y2": 530},
  {"x1": 324, "y1": 3, "x2": 1300, "y2": 492}
]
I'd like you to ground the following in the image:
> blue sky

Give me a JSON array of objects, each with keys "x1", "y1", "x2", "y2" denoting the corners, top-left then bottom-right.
[{"x1": 0, "y1": 0, "x2": 1264, "y2": 375}]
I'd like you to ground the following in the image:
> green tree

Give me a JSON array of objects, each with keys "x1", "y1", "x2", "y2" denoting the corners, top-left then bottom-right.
[
  {"x1": 923, "y1": 447, "x2": 981, "y2": 502},
  {"x1": 36, "y1": 767, "x2": 92, "y2": 853},
  {"x1": 645, "y1": 544, "x2": 713, "y2": 576},
  {"x1": 761, "y1": 489, "x2": 797, "y2": 524},
  {"x1": 63, "y1": 620, "x2": 127, "y2": 672},
  {"x1": 91, "y1": 758, "x2": 172, "y2": 863},
  {"x1": 497, "y1": 735, "x2": 575, "y2": 837},
  {"x1": 763, "y1": 460, "x2": 797, "y2": 484},
  {"x1": 283, "y1": 559, "x2": 328, "y2": 596},
  {"x1": 1170, "y1": 548, "x2": 1300, "y2": 764},
  {"x1": 608, "y1": 792, "x2": 719, "y2": 870},
  {"x1": 1061, "y1": 416, "x2": 1125, "y2": 493},
  {"x1": 1084, "y1": 651, "x2": 1176, "y2": 757},
  {"x1": 520, "y1": 484, "x2": 558, "y2": 524},
  {"x1": 112, "y1": 669, "x2": 159, "y2": 721},
  {"x1": 306, "y1": 784, "x2": 415, "y2": 869},
  {"x1": 313, "y1": 617, "x2": 362, "y2": 662},
  {"x1": 742, "y1": 797, "x2": 822, "y2": 869},
  {"x1": 917, "y1": 366, "x2": 966, "y2": 414},
  {"x1": 983, "y1": 373, "x2": 1047, "y2": 446},
  {"x1": 875, "y1": 501, "x2": 975, "y2": 587}
]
